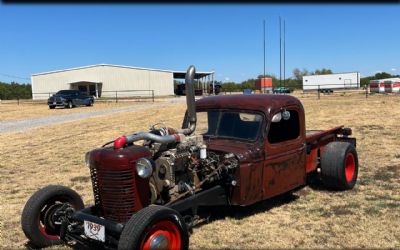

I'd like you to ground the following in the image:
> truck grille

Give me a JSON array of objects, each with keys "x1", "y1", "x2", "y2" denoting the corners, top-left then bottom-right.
[{"x1": 90, "y1": 165, "x2": 137, "y2": 223}]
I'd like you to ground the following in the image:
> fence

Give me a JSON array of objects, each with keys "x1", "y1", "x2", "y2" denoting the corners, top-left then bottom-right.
[
  {"x1": 1, "y1": 89, "x2": 155, "y2": 105},
  {"x1": 220, "y1": 83, "x2": 377, "y2": 100}
]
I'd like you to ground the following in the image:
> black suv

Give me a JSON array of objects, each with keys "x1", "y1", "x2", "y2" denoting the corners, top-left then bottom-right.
[{"x1": 48, "y1": 90, "x2": 94, "y2": 109}]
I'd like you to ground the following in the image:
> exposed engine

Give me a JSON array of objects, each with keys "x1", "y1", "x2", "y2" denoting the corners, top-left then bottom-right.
[{"x1": 144, "y1": 125, "x2": 238, "y2": 204}]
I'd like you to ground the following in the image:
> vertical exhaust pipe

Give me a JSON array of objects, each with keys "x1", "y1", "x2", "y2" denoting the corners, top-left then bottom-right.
[{"x1": 181, "y1": 65, "x2": 197, "y2": 135}]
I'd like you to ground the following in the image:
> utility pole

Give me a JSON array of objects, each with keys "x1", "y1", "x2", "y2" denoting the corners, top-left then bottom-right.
[
  {"x1": 283, "y1": 19, "x2": 286, "y2": 87},
  {"x1": 279, "y1": 16, "x2": 282, "y2": 88},
  {"x1": 263, "y1": 19, "x2": 266, "y2": 93}
]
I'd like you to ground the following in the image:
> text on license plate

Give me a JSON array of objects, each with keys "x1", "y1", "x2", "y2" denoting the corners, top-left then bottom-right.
[{"x1": 84, "y1": 220, "x2": 105, "y2": 242}]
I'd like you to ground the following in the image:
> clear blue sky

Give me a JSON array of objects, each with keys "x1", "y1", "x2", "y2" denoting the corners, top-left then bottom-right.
[{"x1": 0, "y1": 4, "x2": 399, "y2": 83}]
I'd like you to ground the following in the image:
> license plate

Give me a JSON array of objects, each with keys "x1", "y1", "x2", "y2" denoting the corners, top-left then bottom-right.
[
  {"x1": 84, "y1": 221, "x2": 105, "y2": 242},
  {"x1": 53, "y1": 102, "x2": 56, "y2": 105}
]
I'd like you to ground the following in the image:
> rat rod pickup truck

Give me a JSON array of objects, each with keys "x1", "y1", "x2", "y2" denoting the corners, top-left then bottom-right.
[{"x1": 21, "y1": 66, "x2": 358, "y2": 250}]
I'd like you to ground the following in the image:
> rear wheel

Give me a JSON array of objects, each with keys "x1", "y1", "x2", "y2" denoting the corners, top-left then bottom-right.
[
  {"x1": 118, "y1": 205, "x2": 189, "y2": 250},
  {"x1": 86, "y1": 100, "x2": 93, "y2": 107},
  {"x1": 66, "y1": 101, "x2": 73, "y2": 109},
  {"x1": 21, "y1": 185, "x2": 84, "y2": 248},
  {"x1": 320, "y1": 141, "x2": 358, "y2": 190}
]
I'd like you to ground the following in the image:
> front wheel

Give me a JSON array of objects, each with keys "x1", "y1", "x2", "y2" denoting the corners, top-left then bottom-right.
[
  {"x1": 21, "y1": 185, "x2": 84, "y2": 248},
  {"x1": 118, "y1": 205, "x2": 189, "y2": 250},
  {"x1": 320, "y1": 141, "x2": 359, "y2": 190}
]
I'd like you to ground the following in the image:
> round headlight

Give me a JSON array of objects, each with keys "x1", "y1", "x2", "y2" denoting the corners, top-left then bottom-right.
[
  {"x1": 136, "y1": 158, "x2": 153, "y2": 178},
  {"x1": 85, "y1": 151, "x2": 91, "y2": 168}
]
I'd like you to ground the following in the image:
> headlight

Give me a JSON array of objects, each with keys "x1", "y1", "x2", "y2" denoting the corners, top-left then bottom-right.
[
  {"x1": 136, "y1": 158, "x2": 154, "y2": 178},
  {"x1": 85, "y1": 151, "x2": 92, "y2": 168}
]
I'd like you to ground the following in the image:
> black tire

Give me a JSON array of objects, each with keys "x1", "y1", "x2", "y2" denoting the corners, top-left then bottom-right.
[
  {"x1": 21, "y1": 185, "x2": 84, "y2": 248},
  {"x1": 86, "y1": 100, "x2": 93, "y2": 107},
  {"x1": 49, "y1": 105, "x2": 55, "y2": 109},
  {"x1": 66, "y1": 101, "x2": 73, "y2": 109},
  {"x1": 118, "y1": 205, "x2": 189, "y2": 250},
  {"x1": 320, "y1": 141, "x2": 358, "y2": 190}
]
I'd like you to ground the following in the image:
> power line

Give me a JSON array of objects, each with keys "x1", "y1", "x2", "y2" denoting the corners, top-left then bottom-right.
[
  {"x1": 279, "y1": 16, "x2": 282, "y2": 88},
  {"x1": 283, "y1": 19, "x2": 286, "y2": 87}
]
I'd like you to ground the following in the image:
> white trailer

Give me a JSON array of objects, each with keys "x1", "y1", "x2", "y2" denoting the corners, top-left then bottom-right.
[
  {"x1": 302, "y1": 72, "x2": 360, "y2": 91},
  {"x1": 370, "y1": 78, "x2": 400, "y2": 93},
  {"x1": 384, "y1": 78, "x2": 400, "y2": 93}
]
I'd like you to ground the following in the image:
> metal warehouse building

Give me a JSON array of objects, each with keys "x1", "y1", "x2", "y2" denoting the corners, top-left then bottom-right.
[{"x1": 31, "y1": 64, "x2": 214, "y2": 100}]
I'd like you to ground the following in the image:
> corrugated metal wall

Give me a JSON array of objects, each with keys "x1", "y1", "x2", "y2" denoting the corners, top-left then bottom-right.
[{"x1": 31, "y1": 65, "x2": 174, "y2": 100}]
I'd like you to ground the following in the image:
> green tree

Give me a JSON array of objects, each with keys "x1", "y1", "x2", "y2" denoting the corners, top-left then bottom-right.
[{"x1": 0, "y1": 81, "x2": 32, "y2": 100}]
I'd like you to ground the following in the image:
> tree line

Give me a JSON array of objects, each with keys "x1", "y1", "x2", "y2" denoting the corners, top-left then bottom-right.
[{"x1": 0, "y1": 82, "x2": 32, "y2": 100}]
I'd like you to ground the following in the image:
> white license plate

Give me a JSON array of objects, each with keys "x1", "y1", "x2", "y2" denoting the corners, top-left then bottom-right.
[
  {"x1": 53, "y1": 102, "x2": 56, "y2": 105},
  {"x1": 84, "y1": 221, "x2": 105, "y2": 242}
]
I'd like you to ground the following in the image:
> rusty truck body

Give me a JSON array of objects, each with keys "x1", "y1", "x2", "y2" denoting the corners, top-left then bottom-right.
[{"x1": 21, "y1": 66, "x2": 358, "y2": 250}]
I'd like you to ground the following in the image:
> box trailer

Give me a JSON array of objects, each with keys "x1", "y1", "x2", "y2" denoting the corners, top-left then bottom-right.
[
  {"x1": 255, "y1": 77, "x2": 272, "y2": 93},
  {"x1": 370, "y1": 78, "x2": 400, "y2": 93},
  {"x1": 302, "y1": 72, "x2": 360, "y2": 91},
  {"x1": 370, "y1": 79, "x2": 385, "y2": 93},
  {"x1": 384, "y1": 78, "x2": 400, "y2": 93}
]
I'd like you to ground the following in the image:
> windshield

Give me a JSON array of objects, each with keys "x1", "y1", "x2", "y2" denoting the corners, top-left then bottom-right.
[
  {"x1": 56, "y1": 90, "x2": 75, "y2": 95},
  {"x1": 197, "y1": 110, "x2": 263, "y2": 141}
]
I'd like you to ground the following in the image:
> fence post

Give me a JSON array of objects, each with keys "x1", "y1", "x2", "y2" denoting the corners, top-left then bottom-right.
[
  {"x1": 115, "y1": 91, "x2": 118, "y2": 103},
  {"x1": 152, "y1": 90, "x2": 154, "y2": 102},
  {"x1": 317, "y1": 85, "x2": 320, "y2": 100},
  {"x1": 17, "y1": 97, "x2": 20, "y2": 105},
  {"x1": 365, "y1": 84, "x2": 368, "y2": 99}
]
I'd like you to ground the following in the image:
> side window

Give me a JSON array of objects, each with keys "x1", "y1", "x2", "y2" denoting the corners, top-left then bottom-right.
[{"x1": 268, "y1": 110, "x2": 300, "y2": 144}]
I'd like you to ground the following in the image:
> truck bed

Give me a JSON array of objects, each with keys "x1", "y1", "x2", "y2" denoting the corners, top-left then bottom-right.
[
  {"x1": 306, "y1": 125, "x2": 344, "y2": 145},
  {"x1": 305, "y1": 125, "x2": 349, "y2": 173}
]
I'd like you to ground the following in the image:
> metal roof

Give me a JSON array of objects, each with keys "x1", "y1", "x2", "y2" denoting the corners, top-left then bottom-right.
[
  {"x1": 32, "y1": 64, "x2": 214, "y2": 78},
  {"x1": 172, "y1": 71, "x2": 214, "y2": 79}
]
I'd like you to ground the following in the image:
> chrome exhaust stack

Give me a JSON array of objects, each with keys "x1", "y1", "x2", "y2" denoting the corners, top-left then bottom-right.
[{"x1": 181, "y1": 65, "x2": 197, "y2": 136}]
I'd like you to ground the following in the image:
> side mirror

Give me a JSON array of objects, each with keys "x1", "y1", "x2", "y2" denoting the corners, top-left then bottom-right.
[{"x1": 282, "y1": 110, "x2": 291, "y2": 120}]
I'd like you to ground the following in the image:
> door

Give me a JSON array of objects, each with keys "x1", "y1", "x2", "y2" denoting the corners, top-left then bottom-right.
[
  {"x1": 344, "y1": 79, "x2": 352, "y2": 88},
  {"x1": 263, "y1": 106, "x2": 306, "y2": 199}
]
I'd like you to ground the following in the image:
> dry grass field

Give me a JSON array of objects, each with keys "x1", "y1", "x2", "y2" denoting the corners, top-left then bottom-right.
[{"x1": 0, "y1": 93, "x2": 399, "y2": 249}]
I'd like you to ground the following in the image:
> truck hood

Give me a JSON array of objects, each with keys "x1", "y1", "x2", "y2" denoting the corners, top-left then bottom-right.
[{"x1": 205, "y1": 138, "x2": 264, "y2": 163}]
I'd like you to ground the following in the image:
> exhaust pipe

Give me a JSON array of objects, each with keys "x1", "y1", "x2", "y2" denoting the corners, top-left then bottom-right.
[
  {"x1": 181, "y1": 65, "x2": 197, "y2": 136},
  {"x1": 113, "y1": 65, "x2": 197, "y2": 149}
]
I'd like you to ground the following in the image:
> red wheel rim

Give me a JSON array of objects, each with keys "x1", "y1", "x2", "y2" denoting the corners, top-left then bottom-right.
[
  {"x1": 38, "y1": 201, "x2": 64, "y2": 239},
  {"x1": 345, "y1": 153, "x2": 355, "y2": 182},
  {"x1": 38, "y1": 221, "x2": 59, "y2": 239},
  {"x1": 141, "y1": 220, "x2": 181, "y2": 250}
]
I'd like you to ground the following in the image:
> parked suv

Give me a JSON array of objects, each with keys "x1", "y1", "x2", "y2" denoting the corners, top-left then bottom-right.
[{"x1": 48, "y1": 90, "x2": 94, "y2": 109}]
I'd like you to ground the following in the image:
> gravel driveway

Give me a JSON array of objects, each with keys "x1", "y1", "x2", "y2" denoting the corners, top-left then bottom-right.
[{"x1": 0, "y1": 98, "x2": 186, "y2": 134}]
